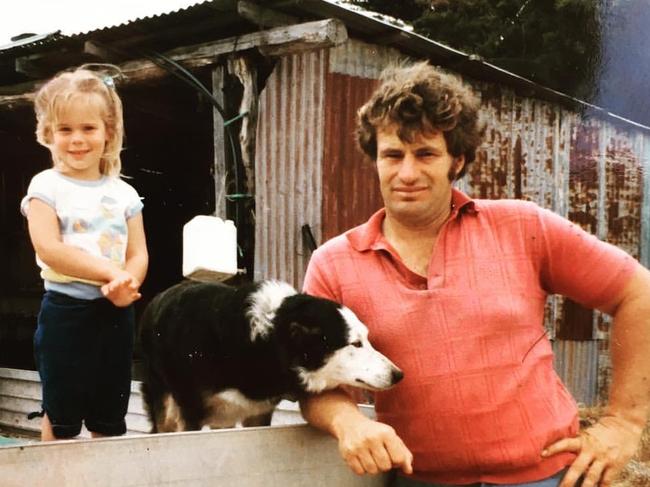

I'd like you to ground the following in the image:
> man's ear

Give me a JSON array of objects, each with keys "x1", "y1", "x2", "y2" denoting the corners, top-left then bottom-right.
[
  {"x1": 450, "y1": 155, "x2": 465, "y2": 180},
  {"x1": 454, "y1": 155, "x2": 465, "y2": 176}
]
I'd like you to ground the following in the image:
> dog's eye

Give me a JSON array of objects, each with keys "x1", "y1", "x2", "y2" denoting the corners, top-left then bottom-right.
[{"x1": 350, "y1": 340, "x2": 362, "y2": 348}]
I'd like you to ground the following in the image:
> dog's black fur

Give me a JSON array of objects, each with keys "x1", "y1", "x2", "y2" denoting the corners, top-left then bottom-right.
[{"x1": 139, "y1": 279, "x2": 402, "y2": 432}]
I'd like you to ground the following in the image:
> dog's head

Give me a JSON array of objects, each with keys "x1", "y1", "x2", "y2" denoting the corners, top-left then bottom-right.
[{"x1": 270, "y1": 292, "x2": 404, "y2": 394}]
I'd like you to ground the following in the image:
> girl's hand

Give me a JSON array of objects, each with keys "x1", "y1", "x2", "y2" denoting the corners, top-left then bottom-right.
[{"x1": 101, "y1": 271, "x2": 141, "y2": 307}]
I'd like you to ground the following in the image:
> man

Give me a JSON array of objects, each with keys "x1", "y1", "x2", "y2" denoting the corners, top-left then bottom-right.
[{"x1": 300, "y1": 62, "x2": 650, "y2": 487}]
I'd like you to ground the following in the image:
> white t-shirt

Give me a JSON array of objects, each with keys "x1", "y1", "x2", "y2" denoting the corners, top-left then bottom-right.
[{"x1": 21, "y1": 169, "x2": 144, "y2": 299}]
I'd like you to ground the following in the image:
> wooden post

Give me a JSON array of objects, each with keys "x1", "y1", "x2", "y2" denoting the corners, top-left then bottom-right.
[
  {"x1": 229, "y1": 54, "x2": 258, "y2": 201},
  {"x1": 212, "y1": 65, "x2": 227, "y2": 219}
]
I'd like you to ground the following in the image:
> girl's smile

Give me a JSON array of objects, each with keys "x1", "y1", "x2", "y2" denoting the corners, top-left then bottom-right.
[{"x1": 52, "y1": 94, "x2": 108, "y2": 180}]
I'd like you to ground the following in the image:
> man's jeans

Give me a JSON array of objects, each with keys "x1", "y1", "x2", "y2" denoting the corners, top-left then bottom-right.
[{"x1": 391, "y1": 469, "x2": 579, "y2": 487}]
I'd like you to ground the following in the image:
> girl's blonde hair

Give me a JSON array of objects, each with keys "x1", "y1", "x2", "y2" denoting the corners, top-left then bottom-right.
[{"x1": 34, "y1": 65, "x2": 124, "y2": 177}]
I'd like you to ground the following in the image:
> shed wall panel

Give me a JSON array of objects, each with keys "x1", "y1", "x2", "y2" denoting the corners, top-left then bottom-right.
[
  {"x1": 320, "y1": 40, "x2": 403, "y2": 243},
  {"x1": 254, "y1": 38, "x2": 650, "y2": 406},
  {"x1": 463, "y1": 82, "x2": 649, "y2": 404},
  {"x1": 254, "y1": 50, "x2": 326, "y2": 289}
]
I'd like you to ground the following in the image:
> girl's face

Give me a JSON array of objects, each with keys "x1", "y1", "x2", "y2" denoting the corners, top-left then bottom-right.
[{"x1": 51, "y1": 95, "x2": 108, "y2": 180}]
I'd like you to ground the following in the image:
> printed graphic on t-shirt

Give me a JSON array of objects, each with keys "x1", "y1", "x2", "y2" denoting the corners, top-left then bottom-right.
[{"x1": 98, "y1": 229, "x2": 124, "y2": 263}]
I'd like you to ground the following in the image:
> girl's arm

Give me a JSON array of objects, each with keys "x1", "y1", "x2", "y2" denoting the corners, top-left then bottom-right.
[
  {"x1": 27, "y1": 198, "x2": 122, "y2": 283},
  {"x1": 124, "y1": 212, "x2": 148, "y2": 285},
  {"x1": 100, "y1": 212, "x2": 148, "y2": 307}
]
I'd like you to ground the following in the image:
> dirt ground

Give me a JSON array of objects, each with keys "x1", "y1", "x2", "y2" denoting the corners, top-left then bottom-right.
[{"x1": 580, "y1": 407, "x2": 650, "y2": 487}]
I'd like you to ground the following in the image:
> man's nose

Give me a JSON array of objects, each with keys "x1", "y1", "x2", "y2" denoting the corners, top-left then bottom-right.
[{"x1": 397, "y1": 153, "x2": 418, "y2": 182}]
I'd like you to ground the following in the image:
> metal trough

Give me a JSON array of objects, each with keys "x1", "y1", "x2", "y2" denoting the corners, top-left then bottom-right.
[{"x1": 0, "y1": 368, "x2": 386, "y2": 486}]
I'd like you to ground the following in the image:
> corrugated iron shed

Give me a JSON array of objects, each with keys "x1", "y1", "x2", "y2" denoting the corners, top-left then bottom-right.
[
  {"x1": 0, "y1": 0, "x2": 649, "y2": 408},
  {"x1": 1, "y1": 0, "x2": 649, "y2": 133}
]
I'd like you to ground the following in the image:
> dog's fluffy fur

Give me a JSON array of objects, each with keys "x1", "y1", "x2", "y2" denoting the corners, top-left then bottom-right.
[{"x1": 139, "y1": 279, "x2": 403, "y2": 432}]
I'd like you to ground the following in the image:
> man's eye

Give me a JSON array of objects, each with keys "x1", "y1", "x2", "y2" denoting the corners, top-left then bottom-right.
[{"x1": 351, "y1": 340, "x2": 362, "y2": 348}]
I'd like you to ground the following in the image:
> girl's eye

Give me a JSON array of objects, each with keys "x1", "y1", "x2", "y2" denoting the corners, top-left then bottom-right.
[{"x1": 57, "y1": 127, "x2": 71, "y2": 133}]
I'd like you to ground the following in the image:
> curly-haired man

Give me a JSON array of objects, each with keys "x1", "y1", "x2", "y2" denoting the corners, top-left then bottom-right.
[{"x1": 301, "y1": 62, "x2": 650, "y2": 487}]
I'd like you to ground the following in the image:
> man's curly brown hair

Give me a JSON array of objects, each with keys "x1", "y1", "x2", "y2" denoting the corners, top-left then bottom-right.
[{"x1": 356, "y1": 61, "x2": 484, "y2": 179}]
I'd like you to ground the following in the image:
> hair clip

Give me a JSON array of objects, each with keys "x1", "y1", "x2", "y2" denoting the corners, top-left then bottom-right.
[{"x1": 103, "y1": 76, "x2": 115, "y2": 88}]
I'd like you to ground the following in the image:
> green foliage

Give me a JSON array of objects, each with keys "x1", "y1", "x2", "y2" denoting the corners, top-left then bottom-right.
[
  {"x1": 350, "y1": 0, "x2": 650, "y2": 126},
  {"x1": 350, "y1": 0, "x2": 603, "y2": 100}
]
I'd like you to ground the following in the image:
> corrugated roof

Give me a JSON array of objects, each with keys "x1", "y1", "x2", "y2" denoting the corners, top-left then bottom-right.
[
  {"x1": 0, "y1": 0, "x2": 647, "y2": 130},
  {"x1": 0, "y1": 1, "x2": 208, "y2": 54}
]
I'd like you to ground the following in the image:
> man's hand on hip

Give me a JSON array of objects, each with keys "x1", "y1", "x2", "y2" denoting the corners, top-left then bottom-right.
[{"x1": 542, "y1": 414, "x2": 643, "y2": 487}]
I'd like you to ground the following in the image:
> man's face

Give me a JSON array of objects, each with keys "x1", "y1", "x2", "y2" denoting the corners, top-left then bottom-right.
[{"x1": 376, "y1": 124, "x2": 464, "y2": 226}]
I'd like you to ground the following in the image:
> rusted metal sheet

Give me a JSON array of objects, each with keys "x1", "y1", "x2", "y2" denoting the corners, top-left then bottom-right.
[
  {"x1": 254, "y1": 50, "x2": 327, "y2": 289},
  {"x1": 254, "y1": 37, "x2": 650, "y2": 406},
  {"x1": 321, "y1": 72, "x2": 381, "y2": 242},
  {"x1": 553, "y1": 339, "x2": 599, "y2": 406},
  {"x1": 602, "y1": 124, "x2": 643, "y2": 258},
  {"x1": 569, "y1": 119, "x2": 602, "y2": 235},
  {"x1": 641, "y1": 137, "x2": 650, "y2": 269},
  {"x1": 321, "y1": 40, "x2": 401, "y2": 243},
  {"x1": 467, "y1": 83, "x2": 517, "y2": 199},
  {"x1": 437, "y1": 81, "x2": 649, "y2": 405}
]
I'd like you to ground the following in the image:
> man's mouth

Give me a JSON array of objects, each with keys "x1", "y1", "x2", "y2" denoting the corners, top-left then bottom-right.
[{"x1": 393, "y1": 187, "x2": 427, "y2": 197}]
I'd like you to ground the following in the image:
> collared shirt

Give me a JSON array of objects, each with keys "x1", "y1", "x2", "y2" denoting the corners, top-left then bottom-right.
[{"x1": 303, "y1": 189, "x2": 637, "y2": 485}]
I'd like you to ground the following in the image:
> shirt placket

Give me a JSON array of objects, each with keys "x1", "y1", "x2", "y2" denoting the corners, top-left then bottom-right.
[{"x1": 428, "y1": 217, "x2": 454, "y2": 289}]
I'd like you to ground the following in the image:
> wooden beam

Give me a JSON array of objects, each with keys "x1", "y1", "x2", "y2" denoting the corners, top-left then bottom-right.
[
  {"x1": 84, "y1": 40, "x2": 124, "y2": 63},
  {"x1": 119, "y1": 18, "x2": 348, "y2": 82},
  {"x1": 236, "y1": 0, "x2": 297, "y2": 27},
  {"x1": 0, "y1": 92, "x2": 35, "y2": 109},
  {"x1": 0, "y1": 19, "x2": 348, "y2": 108}
]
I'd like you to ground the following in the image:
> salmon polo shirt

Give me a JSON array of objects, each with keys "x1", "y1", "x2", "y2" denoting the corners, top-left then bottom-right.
[{"x1": 303, "y1": 189, "x2": 638, "y2": 485}]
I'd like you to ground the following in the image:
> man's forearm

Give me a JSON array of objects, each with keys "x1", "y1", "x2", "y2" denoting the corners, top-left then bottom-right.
[{"x1": 300, "y1": 388, "x2": 365, "y2": 437}]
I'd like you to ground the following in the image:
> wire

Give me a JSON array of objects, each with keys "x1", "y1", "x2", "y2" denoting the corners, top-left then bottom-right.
[{"x1": 142, "y1": 50, "x2": 254, "y2": 226}]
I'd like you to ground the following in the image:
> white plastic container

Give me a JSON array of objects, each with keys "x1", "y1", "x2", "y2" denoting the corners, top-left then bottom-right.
[{"x1": 182, "y1": 216, "x2": 237, "y2": 281}]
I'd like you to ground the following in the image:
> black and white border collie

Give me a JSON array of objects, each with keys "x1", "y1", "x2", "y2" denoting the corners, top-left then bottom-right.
[{"x1": 139, "y1": 279, "x2": 403, "y2": 432}]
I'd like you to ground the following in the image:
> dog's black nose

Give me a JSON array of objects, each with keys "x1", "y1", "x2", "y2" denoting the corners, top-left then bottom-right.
[{"x1": 392, "y1": 369, "x2": 404, "y2": 384}]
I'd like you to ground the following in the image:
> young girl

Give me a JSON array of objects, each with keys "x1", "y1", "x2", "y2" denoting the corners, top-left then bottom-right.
[{"x1": 21, "y1": 65, "x2": 148, "y2": 441}]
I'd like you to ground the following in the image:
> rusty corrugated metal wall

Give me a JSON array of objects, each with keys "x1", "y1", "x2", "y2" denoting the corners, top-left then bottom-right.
[
  {"x1": 254, "y1": 41, "x2": 402, "y2": 286},
  {"x1": 470, "y1": 86, "x2": 649, "y2": 404},
  {"x1": 254, "y1": 38, "x2": 650, "y2": 405},
  {"x1": 321, "y1": 41, "x2": 402, "y2": 242},
  {"x1": 254, "y1": 50, "x2": 327, "y2": 289}
]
